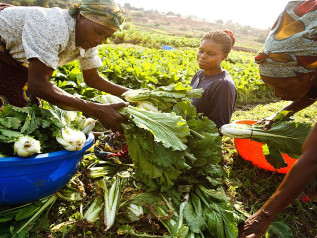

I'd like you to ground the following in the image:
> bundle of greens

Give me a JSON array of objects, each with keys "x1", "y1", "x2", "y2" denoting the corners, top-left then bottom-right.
[
  {"x1": 0, "y1": 176, "x2": 85, "y2": 238},
  {"x1": 121, "y1": 83, "x2": 204, "y2": 112},
  {"x1": 0, "y1": 194, "x2": 57, "y2": 237},
  {"x1": 83, "y1": 169, "x2": 240, "y2": 237},
  {"x1": 220, "y1": 111, "x2": 312, "y2": 169},
  {"x1": 0, "y1": 104, "x2": 95, "y2": 157},
  {"x1": 94, "y1": 94, "x2": 191, "y2": 190},
  {"x1": 87, "y1": 83, "x2": 241, "y2": 237}
]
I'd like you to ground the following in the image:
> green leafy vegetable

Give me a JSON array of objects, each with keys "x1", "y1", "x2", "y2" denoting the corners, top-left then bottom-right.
[
  {"x1": 220, "y1": 114, "x2": 312, "y2": 168},
  {"x1": 122, "y1": 83, "x2": 203, "y2": 112},
  {"x1": 123, "y1": 106, "x2": 190, "y2": 151},
  {"x1": 0, "y1": 104, "x2": 95, "y2": 156}
]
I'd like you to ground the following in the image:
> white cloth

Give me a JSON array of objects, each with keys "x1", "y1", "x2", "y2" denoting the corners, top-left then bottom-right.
[{"x1": 0, "y1": 6, "x2": 102, "y2": 70}]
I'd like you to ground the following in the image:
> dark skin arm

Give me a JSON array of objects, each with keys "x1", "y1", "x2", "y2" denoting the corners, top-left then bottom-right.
[
  {"x1": 238, "y1": 124, "x2": 317, "y2": 238},
  {"x1": 263, "y1": 97, "x2": 315, "y2": 129},
  {"x1": 82, "y1": 67, "x2": 128, "y2": 97},
  {"x1": 239, "y1": 95, "x2": 316, "y2": 237},
  {"x1": 27, "y1": 58, "x2": 129, "y2": 132}
]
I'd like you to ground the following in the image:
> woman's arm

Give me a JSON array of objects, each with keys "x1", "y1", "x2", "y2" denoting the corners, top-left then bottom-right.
[
  {"x1": 27, "y1": 58, "x2": 128, "y2": 132},
  {"x1": 281, "y1": 97, "x2": 316, "y2": 113},
  {"x1": 82, "y1": 68, "x2": 129, "y2": 97},
  {"x1": 239, "y1": 124, "x2": 317, "y2": 237},
  {"x1": 264, "y1": 97, "x2": 316, "y2": 129}
]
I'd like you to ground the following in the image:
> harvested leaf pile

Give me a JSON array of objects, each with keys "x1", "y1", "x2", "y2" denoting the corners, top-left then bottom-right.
[
  {"x1": 0, "y1": 104, "x2": 95, "y2": 157},
  {"x1": 0, "y1": 83, "x2": 245, "y2": 237}
]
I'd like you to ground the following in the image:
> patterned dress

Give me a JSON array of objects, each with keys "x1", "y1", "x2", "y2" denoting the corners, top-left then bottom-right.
[{"x1": 0, "y1": 5, "x2": 103, "y2": 108}]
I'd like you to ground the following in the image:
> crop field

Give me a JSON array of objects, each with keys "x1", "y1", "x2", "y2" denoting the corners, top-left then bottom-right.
[
  {"x1": 52, "y1": 44, "x2": 274, "y2": 105},
  {"x1": 1, "y1": 34, "x2": 317, "y2": 238}
]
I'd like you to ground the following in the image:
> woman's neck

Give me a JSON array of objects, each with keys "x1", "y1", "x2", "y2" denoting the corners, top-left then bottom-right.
[
  {"x1": 203, "y1": 68, "x2": 223, "y2": 76},
  {"x1": 311, "y1": 71, "x2": 317, "y2": 86}
]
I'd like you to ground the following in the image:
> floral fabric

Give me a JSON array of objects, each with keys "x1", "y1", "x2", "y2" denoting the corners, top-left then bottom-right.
[
  {"x1": 0, "y1": 4, "x2": 31, "y2": 108},
  {"x1": 0, "y1": 6, "x2": 102, "y2": 70},
  {"x1": 255, "y1": 0, "x2": 317, "y2": 77},
  {"x1": 0, "y1": 20, "x2": 37, "y2": 108}
]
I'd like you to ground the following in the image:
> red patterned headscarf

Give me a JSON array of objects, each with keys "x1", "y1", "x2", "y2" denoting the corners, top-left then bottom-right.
[{"x1": 255, "y1": 0, "x2": 317, "y2": 77}]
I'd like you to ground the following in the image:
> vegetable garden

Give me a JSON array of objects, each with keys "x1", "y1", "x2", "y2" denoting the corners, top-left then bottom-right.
[{"x1": 1, "y1": 37, "x2": 317, "y2": 237}]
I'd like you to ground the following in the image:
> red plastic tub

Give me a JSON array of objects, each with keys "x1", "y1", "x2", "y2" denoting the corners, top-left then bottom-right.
[{"x1": 233, "y1": 120, "x2": 296, "y2": 174}]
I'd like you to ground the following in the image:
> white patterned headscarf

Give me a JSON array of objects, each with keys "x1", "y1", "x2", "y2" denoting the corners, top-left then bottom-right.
[
  {"x1": 69, "y1": 0, "x2": 124, "y2": 31},
  {"x1": 255, "y1": 0, "x2": 317, "y2": 78}
]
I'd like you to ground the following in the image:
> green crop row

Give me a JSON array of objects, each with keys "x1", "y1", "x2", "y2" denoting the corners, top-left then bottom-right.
[
  {"x1": 110, "y1": 29, "x2": 201, "y2": 49},
  {"x1": 51, "y1": 45, "x2": 273, "y2": 105}
]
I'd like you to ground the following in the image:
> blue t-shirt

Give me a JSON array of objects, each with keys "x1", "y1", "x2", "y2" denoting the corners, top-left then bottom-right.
[{"x1": 190, "y1": 69, "x2": 237, "y2": 128}]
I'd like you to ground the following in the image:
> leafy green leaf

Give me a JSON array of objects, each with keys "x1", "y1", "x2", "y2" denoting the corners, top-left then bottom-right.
[
  {"x1": 0, "y1": 117, "x2": 22, "y2": 129},
  {"x1": 183, "y1": 194, "x2": 206, "y2": 233},
  {"x1": 262, "y1": 144, "x2": 287, "y2": 169},
  {"x1": 268, "y1": 221, "x2": 293, "y2": 238},
  {"x1": 0, "y1": 129, "x2": 24, "y2": 143},
  {"x1": 253, "y1": 120, "x2": 311, "y2": 156},
  {"x1": 125, "y1": 106, "x2": 190, "y2": 151},
  {"x1": 172, "y1": 101, "x2": 197, "y2": 121},
  {"x1": 221, "y1": 118, "x2": 312, "y2": 169},
  {"x1": 204, "y1": 211, "x2": 224, "y2": 238}
]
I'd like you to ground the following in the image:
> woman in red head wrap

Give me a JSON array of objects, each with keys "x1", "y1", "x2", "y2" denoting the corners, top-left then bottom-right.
[{"x1": 239, "y1": 0, "x2": 317, "y2": 237}]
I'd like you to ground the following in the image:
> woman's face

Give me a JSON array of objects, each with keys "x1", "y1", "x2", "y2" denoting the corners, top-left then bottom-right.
[
  {"x1": 261, "y1": 74, "x2": 312, "y2": 101},
  {"x1": 75, "y1": 14, "x2": 115, "y2": 49},
  {"x1": 197, "y1": 39, "x2": 227, "y2": 74}
]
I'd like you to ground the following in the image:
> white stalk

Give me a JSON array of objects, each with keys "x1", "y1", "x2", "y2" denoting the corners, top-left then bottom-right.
[
  {"x1": 81, "y1": 118, "x2": 96, "y2": 135},
  {"x1": 76, "y1": 115, "x2": 87, "y2": 130},
  {"x1": 127, "y1": 203, "x2": 144, "y2": 217},
  {"x1": 99, "y1": 94, "x2": 124, "y2": 104},
  {"x1": 137, "y1": 102, "x2": 161, "y2": 112},
  {"x1": 121, "y1": 88, "x2": 149, "y2": 102},
  {"x1": 56, "y1": 127, "x2": 86, "y2": 151},
  {"x1": 220, "y1": 124, "x2": 298, "y2": 139},
  {"x1": 14, "y1": 136, "x2": 41, "y2": 157},
  {"x1": 104, "y1": 178, "x2": 121, "y2": 231},
  {"x1": 83, "y1": 197, "x2": 103, "y2": 223},
  {"x1": 177, "y1": 193, "x2": 189, "y2": 230},
  {"x1": 64, "y1": 111, "x2": 78, "y2": 127},
  {"x1": 220, "y1": 124, "x2": 252, "y2": 138}
]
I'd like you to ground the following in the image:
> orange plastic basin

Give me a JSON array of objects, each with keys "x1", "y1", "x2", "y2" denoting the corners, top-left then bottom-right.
[{"x1": 233, "y1": 120, "x2": 296, "y2": 174}]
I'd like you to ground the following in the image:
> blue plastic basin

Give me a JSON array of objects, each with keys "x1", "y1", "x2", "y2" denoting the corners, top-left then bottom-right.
[{"x1": 0, "y1": 133, "x2": 94, "y2": 205}]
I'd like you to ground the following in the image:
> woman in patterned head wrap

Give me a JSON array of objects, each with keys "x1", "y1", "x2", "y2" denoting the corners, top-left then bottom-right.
[
  {"x1": 69, "y1": 0, "x2": 125, "y2": 49},
  {"x1": 69, "y1": 0, "x2": 124, "y2": 30},
  {"x1": 0, "y1": 0, "x2": 129, "y2": 133},
  {"x1": 239, "y1": 1, "x2": 317, "y2": 237}
]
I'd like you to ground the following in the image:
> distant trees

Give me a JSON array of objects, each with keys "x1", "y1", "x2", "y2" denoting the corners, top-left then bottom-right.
[
  {"x1": 123, "y1": 3, "x2": 131, "y2": 9},
  {"x1": 166, "y1": 11, "x2": 175, "y2": 16},
  {"x1": 255, "y1": 31, "x2": 270, "y2": 43},
  {"x1": 2, "y1": 0, "x2": 75, "y2": 8}
]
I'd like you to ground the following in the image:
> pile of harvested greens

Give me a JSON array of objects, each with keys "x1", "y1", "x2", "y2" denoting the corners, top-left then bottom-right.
[{"x1": 1, "y1": 83, "x2": 245, "y2": 238}]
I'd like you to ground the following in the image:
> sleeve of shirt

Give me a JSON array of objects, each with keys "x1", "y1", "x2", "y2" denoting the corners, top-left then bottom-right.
[
  {"x1": 22, "y1": 11, "x2": 69, "y2": 69},
  {"x1": 78, "y1": 47, "x2": 103, "y2": 70},
  {"x1": 206, "y1": 80, "x2": 237, "y2": 128},
  {"x1": 190, "y1": 70, "x2": 202, "y2": 88}
]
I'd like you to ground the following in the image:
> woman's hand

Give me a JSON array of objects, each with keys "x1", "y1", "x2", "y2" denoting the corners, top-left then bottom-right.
[
  {"x1": 254, "y1": 113, "x2": 277, "y2": 131},
  {"x1": 238, "y1": 209, "x2": 273, "y2": 238},
  {"x1": 93, "y1": 102, "x2": 129, "y2": 133}
]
